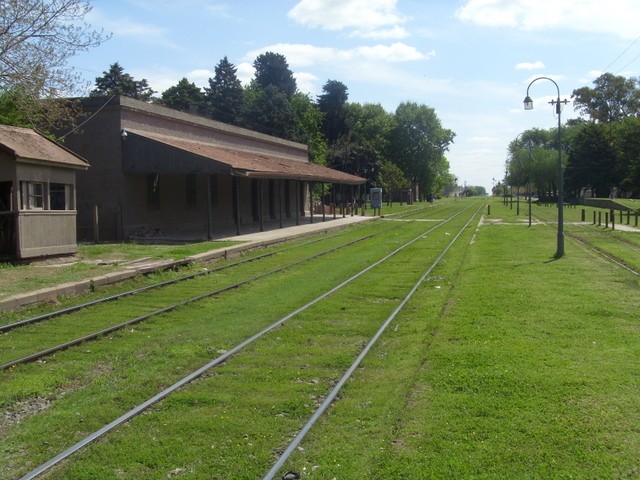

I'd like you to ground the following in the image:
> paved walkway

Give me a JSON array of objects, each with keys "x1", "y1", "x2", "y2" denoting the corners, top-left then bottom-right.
[{"x1": 0, "y1": 214, "x2": 375, "y2": 312}]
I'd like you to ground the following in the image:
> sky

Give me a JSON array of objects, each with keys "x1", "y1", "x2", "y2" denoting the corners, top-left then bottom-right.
[{"x1": 69, "y1": 0, "x2": 640, "y2": 191}]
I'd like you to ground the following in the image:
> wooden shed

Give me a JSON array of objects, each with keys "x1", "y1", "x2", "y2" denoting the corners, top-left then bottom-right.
[{"x1": 0, "y1": 125, "x2": 89, "y2": 260}]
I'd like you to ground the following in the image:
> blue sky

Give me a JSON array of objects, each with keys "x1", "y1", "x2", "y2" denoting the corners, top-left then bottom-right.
[{"x1": 70, "y1": 0, "x2": 640, "y2": 191}]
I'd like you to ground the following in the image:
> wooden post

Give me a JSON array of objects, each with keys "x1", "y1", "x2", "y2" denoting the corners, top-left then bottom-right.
[
  {"x1": 487, "y1": 205, "x2": 491, "y2": 215},
  {"x1": 92, "y1": 205, "x2": 99, "y2": 244},
  {"x1": 598, "y1": 211, "x2": 602, "y2": 226},
  {"x1": 581, "y1": 209, "x2": 585, "y2": 222},
  {"x1": 605, "y1": 212, "x2": 609, "y2": 228},
  {"x1": 611, "y1": 211, "x2": 615, "y2": 230},
  {"x1": 593, "y1": 211, "x2": 596, "y2": 225}
]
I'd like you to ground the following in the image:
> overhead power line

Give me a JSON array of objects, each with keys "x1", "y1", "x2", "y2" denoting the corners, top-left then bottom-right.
[{"x1": 602, "y1": 36, "x2": 640, "y2": 73}]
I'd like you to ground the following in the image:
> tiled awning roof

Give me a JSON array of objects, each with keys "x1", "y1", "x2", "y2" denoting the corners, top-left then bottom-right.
[
  {"x1": 127, "y1": 129, "x2": 365, "y2": 185},
  {"x1": 0, "y1": 125, "x2": 89, "y2": 169}
]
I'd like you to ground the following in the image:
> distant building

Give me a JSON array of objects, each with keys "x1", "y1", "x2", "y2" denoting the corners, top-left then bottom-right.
[
  {"x1": 62, "y1": 96, "x2": 365, "y2": 242},
  {"x1": 0, "y1": 125, "x2": 89, "y2": 260}
]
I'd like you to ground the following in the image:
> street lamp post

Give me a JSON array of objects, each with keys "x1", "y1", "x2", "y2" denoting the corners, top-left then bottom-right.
[{"x1": 523, "y1": 77, "x2": 569, "y2": 258}]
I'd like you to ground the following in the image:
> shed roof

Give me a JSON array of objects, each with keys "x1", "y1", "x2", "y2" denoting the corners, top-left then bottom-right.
[
  {"x1": 127, "y1": 129, "x2": 366, "y2": 185},
  {"x1": 0, "y1": 125, "x2": 89, "y2": 169}
]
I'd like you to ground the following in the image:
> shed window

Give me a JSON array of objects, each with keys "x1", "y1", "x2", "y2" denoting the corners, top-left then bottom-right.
[
  {"x1": 20, "y1": 182, "x2": 44, "y2": 210},
  {"x1": 50, "y1": 183, "x2": 72, "y2": 210}
]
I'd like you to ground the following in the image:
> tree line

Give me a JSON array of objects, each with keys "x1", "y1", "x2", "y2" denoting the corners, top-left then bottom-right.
[{"x1": 505, "y1": 73, "x2": 640, "y2": 200}]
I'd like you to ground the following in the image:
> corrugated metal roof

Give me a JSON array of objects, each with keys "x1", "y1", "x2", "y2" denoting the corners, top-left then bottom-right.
[
  {"x1": 0, "y1": 125, "x2": 89, "y2": 169},
  {"x1": 127, "y1": 129, "x2": 366, "y2": 185}
]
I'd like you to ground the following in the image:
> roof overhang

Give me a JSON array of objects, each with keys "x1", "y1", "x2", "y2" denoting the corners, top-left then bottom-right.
[{"x1": 124, "y1": 129, "x2": 366, "y2": 185}]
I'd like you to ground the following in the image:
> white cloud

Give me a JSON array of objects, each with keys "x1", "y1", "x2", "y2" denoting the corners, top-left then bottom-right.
[
  {"x1": 294, "y1": 72, "x2": 320, "y2": 96},
  {"x1": 516, "y1": 61, "x2": 545, "y2": 70},
  {"x1": 456, "y1": 0, "x2": 640, "y2": 39},
  {"x1": 244, "y1": 42, "x2": 430, "y2": 68},
  {"x1": 186, "y1": 69, "x2": 215, "y2": 88},
  {"x1": 353, "y1": 25, "x2": 410, "y2": 40},
  {"x1": 288, "y1": 0, "x2": 409, "y2": 39},
  {"x1": 87, "y1": 8, "x2": 181, "y2": 50},
  {"x1": 236, "y1": 62, "x2": 255, "y2": 86}
]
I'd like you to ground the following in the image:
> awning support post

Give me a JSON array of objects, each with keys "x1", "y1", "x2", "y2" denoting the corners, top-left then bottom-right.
[
  {"x1": 234, "y1": 176, "x2": 241, "y2": 235},
  {"x1": 206, "y1": 175, "x2": 213, "y2": 240},
  {"x1": 279, "y1": 179, "x2": 283, "y2": 229},
  {"x1": 259, "y1": 179, "x2": 264, "y2": 232},
  {"x1": 309, "y1": 182, "x2": 314, "y2": 224}
]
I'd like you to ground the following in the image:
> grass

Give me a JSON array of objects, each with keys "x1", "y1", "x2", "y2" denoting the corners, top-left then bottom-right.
[
  {"x1": 2, "y1": 197, "x2": 639, "y2": 479},
  {"x1": 279, "y1": 199, "x2": 640, "y2": 478}
]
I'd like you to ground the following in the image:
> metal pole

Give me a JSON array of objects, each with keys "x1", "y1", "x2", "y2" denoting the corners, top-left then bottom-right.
[
  {"x1": 556, "y1": 96, "x2": 564, "y2": 257},
  {"x1": 528, "y1": 145, "x2": 532, "y2": 227},
  {"x1": 524, "y1": 76, "x2": 566, "y2": 257}
]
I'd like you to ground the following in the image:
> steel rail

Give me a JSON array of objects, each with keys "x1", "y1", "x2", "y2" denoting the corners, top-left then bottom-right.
[
  {"x1": 262, "y1": 202, "x2": 484, "y2": 479},
  {"x1": 533, "y1": 215, "x2": 639, "y2": 275},
  {"x1": 566, "y1": 232, "x2": 640, "y2": 276},
  {"x1": 18, "y1": 202, "x2": 479, "y2": 480}
]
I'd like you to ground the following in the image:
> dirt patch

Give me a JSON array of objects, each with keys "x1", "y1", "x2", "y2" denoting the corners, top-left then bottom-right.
[{"x1": 1, "y1": 396, "x2": 52, "y2": 432}]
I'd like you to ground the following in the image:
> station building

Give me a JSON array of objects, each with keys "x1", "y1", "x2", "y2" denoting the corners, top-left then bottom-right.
[{"x1": 63, "y1": 96, "x2": 366, "y2": 242}]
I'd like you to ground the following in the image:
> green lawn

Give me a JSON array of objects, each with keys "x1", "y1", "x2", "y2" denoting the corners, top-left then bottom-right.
[{"x1": 2, "y1": 197, "x2": 639, "y2": 479}]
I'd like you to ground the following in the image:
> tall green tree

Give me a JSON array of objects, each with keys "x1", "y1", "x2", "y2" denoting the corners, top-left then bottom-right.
[
  {"x1": 342, "y1": 103, "x2": 393, "y2": 182},
  {"x1": 289, "y1": 92, "x2": 327, "y2": 165},
  {"x1": 317, "y1": 79, "x2": 349, "y2": 144},
  {"x1": 0, "y1": 0, "x2": 108, "y2": 130},
  {"x1": 252, "y1": 52, "x2": 297, "y2": 98},
  {"x1": 572, "y1": 73, "x2": 640, "y2": 123},
  {"x1": 613, "y1": 116, "x2": 640, "y2": 196},
  {"x1": 565, "y1": 123, "x2": 617, "y2": 198},
  {"x1": 91, "y1": 62, "x2": 155, "y2": 101},
  {"x1": 242, "y1": 83, "x2": 295, "y2": 138},
  {"x1": 242, "y1": 52, "x2": 298, "y2": 139},
  {"x1": 390, "y1": 102, "x2": 455, "y2": 196},
  {"x1": 205, "y1": 56, "x2": 244, "y2": 125},
  {"x1": 158, "y1": 78, "x2": 204, "y2": 113}
]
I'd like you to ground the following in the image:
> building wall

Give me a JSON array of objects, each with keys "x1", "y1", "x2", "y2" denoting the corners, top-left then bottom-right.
[
  {"x1": 65, "y1": 106, "x2": 125, "y2": 241},
  {"x1": 17, "y1": 211, "x2": 78, "y2": 258}
]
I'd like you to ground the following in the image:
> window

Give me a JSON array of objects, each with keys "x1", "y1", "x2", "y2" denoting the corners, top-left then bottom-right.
[
  {"x1": 186, "y1": 174, "x2": 197, "y2": 208},
  {"x1": 0, "y1": 181, "x2": 11, "y2": 211},
  {"x1": 20, "y1": 182, "x2": 44, "y2": 210},
  {"x1": 50, "y1": 183, "x2": 69, "y2": 210},
  {"x1": 147, "y1": 174, "x2": 160, "y2": 209}
]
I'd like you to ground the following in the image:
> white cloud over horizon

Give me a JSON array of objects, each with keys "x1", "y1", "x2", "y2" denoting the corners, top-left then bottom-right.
[
  {"x1": 287, "y1": 0, "x2": 409, "y2": 39},
  {"x1": 456, "y1": 0, "x2": 640, "y2": 39}
]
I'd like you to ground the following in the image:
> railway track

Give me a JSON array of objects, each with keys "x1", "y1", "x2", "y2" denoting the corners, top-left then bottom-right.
[
  {"x1": 0, "y1": 204, "x2": 433, "y2": 334},
  {"x1": 4, "y1": 200, "x2": 482, "y2": 480},
  {"x1": 1, "y1": 206, "x2": 450, "y2": 371},
  {"x1": 566, "y1": 231, "x2": 640, "y2": 276}
]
